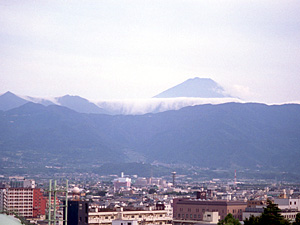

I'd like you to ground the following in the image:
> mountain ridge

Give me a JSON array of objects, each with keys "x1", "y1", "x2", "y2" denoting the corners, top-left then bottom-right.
[
  {"x1": 0, "y1": 78, "x2": 237, "y2": 115},
  {"x1": 1, "y1": 101, "x2": 300, "y2": 178}
]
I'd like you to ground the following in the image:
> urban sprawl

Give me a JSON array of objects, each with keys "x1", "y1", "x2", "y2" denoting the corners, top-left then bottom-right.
[{"x1": 1, "y1": 172, "x2": 300, "y2": 225}]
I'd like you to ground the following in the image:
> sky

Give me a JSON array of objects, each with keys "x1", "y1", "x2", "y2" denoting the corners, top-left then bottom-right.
[{"x1": 0, "y1": 0, "x2": 300, "y2": 103}]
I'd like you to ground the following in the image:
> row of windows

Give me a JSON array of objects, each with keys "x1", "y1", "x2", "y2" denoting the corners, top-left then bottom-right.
[
  {"x1": 179, "y1": 208, "x2": 225, "y2": 213},
  {"x1": 284, "y1": 214, "x2": 297, "y2": 219},
  {"x1": 7, "y1": 208, "x2": 32, "y2": 211},
  {"x1": 178, "y1": 214, "x2": 202, "y2": 219},
  {"x1": 93, "y1": 214, "x2": 167, "y2": 220},
  {"x1": 232, "y1": 209, "x2": 243, "y2": 213}
]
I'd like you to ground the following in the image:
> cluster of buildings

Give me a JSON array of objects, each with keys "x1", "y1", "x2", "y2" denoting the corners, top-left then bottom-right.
[{"x1": 0, "y1": 173, "x2": 300, "y2": 225}]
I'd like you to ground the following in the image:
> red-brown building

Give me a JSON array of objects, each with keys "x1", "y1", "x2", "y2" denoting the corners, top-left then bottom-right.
[
  {"x1": 173, "y1": 198, "x2": 247, "y2": 221},
  {"x1": 33, "y1": 188, "x2": 47, "y2": 218},
  {"x1": 1, "y1": 188, "x2": 47, "y2": 218}
]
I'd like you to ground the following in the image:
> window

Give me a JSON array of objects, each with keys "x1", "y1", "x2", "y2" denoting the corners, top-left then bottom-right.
[{"x1": 178, "y1": 214, "x2": 180, "y2": 218}]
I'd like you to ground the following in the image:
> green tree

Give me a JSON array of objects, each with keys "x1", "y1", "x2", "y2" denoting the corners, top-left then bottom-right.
[
  {"x1": 218, "y1": 213, "x2": 241, "y2": 225},
  {"x1": 260, "y1": 200, "x2": 290, "y2": 225},
  {"x1": 243, "y1": 200, "x2": 290, "y2": 225},
  {"x1": 293, "y1": 213, "x2": 300, "y2": 225},
  {"x1": 244, "y1": 215, "x2": 260, "y2": 225}
]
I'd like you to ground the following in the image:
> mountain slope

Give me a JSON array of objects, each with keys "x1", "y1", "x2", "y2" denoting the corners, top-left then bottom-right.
[
  {"x1": 0, "y1": 102, "x2": 300, "y2": 176},
  {"x1": 0, "y1": 91, "x2": 28, "y2": 111},
  {"x1": 56, "y1": 95, "x2": 107, "y2": 114},
  {"x1": 153, "y1": 77, "x2": 230, "y2": 98},
  {"x1": 136, "y1": 103, "x2": 300, "y2": 171},
  {"x1": 0, "y1": 103, "x2": 124, "y2": 167}
]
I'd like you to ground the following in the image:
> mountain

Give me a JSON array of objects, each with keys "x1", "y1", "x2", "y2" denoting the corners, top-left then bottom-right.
[
  {"x1": 0, "y1": 91, "x2": 239, "y2": 115},
  {"x1": 1, "y1": 102, "x2": 300, "y2": 179},
  {"x1": 153, "y1": 77, "x2": 230, "y2": 98},
  {"x1": 56, "y1": 95, "x2": 107, "y2": 114},
  {"x1": 0, "y1": 102, "x2": 123, "y2": 167},
  {"x1": 0, "y1": 92, "x2": 108, "y2": 114},
  {"x1": 0, "y1": 77, "x2": 236, "y2": 115},
  {"x1": 0, "y1": 91, "x2": 28, "y2": 111}
]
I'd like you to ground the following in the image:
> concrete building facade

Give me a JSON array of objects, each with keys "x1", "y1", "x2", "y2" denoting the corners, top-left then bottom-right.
[
  {"x1": 89, "y1": 208, "x2": 172, "y2": 225},
  {"x1": 274, "y1": 198, "x2": 300, "y2": 211},
  {"x1": 173, "y1": 198, "x2": 247, "y2": 221}
]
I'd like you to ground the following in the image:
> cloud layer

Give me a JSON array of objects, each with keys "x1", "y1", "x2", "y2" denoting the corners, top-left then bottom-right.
[{"x1": 95, "y1": 97, "x2": 242, "y2": 115}]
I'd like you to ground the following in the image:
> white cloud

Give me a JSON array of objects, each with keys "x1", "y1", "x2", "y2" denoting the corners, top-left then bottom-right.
[{"x1": 95, "y1": 97, "x2": 242, "y2": 115}]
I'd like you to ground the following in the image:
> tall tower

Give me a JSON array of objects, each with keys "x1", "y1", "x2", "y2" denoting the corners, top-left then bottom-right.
[
  {"x1": 172, "y1": 172, "x2": 176, "y2": 187},
  {"x1": 234, "y1": 170, "x2": 237, "y2": 186}
]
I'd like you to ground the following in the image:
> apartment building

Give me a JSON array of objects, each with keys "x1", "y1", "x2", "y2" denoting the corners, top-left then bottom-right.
[
  {"x1": 89, "y1": 207, "x2": 172, "y2": 225},
  {"x1": 0, "y1": 187, "x2": 46, "y2": 218},
  {"x1": 173, "y1": 198, "x2": 247, "y2": 221}
]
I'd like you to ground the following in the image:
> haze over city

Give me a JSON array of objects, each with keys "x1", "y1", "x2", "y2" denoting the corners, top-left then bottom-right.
[{"x1": 1, "y1": 1, "x2": 300, "y2": 103}]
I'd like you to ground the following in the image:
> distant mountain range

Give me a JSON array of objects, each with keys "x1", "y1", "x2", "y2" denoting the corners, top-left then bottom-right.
[
  {"x1": 0, "y1": 78, "x2": 239, "y2": 115},
  {"x1": 0, "y1": 100, "x2": 300, "y2": 179},
  {"x1": 0, "y1": 91, "x2": 108, "y2": 114},
  {"x1": 1, "y1": 78, "x2": 299, "y2": 179}
]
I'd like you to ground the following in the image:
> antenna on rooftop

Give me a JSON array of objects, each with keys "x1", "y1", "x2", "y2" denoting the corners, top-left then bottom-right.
[{"x1": 172, "y1": 172, "x2": 176, "y2": 187}]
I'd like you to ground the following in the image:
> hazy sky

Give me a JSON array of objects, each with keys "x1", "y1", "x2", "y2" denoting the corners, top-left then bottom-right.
[{"x1": 1, "y1": 1, "x2": 300, "y2": 103}]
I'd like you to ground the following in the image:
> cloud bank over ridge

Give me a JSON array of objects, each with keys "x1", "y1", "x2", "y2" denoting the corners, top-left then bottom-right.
[{"x1": 95, "y1": 97, "x2": 242, "y2": 115}]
